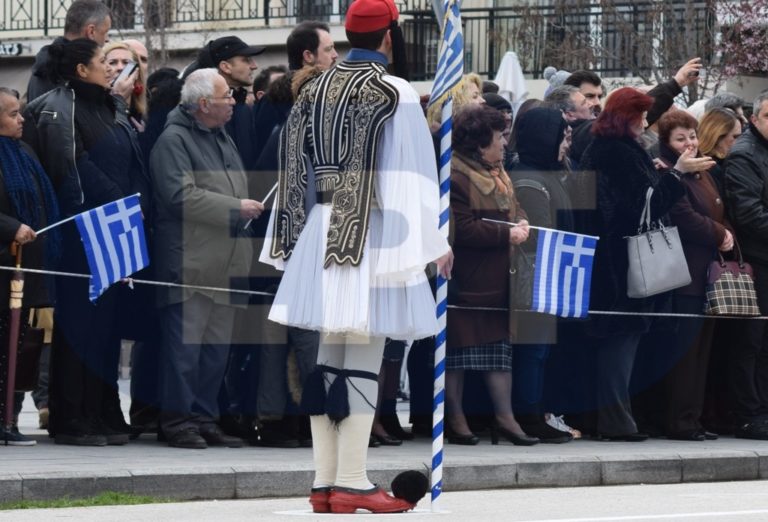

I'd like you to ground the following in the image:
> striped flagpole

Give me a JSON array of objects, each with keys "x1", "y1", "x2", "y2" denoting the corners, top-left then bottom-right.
[
  {"x1": 431, "y1": 99, "x2": 452, "y2": 512},
  {"x1": 428, "y1": 0, "x2": 463, "y2": 512}
]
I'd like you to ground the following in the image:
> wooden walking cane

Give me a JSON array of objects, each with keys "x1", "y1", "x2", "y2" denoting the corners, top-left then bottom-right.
[{"x1": 4, "y1": 242, "x2": 23, "y2": 433}]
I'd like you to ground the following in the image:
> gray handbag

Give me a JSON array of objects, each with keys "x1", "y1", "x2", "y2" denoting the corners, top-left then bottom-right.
[{"x1": 626, "y1": 187, "x2": 691, "y2": 298}]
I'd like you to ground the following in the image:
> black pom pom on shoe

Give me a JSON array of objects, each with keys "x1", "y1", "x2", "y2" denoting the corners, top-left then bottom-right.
[{"x1": 391, "y1": 470, "x2": 429, "y2": 504}]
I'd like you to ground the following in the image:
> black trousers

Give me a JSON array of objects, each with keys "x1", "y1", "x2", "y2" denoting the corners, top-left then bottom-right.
[
  {"x1": 662, "y1": 295, "x2": 711, "y2": 434},
  {"x1": 596, "y1": 331, "x2": 642, "y2": 436},
  {"x1": 728, "y1": 259, "x2": 768, "y2": 423},
  {"x1": 49, "y1": 277, "x2": 122, "y2": 435}
]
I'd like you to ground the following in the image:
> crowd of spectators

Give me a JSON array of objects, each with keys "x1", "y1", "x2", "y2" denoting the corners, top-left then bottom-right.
[{"x1": 2, "y1": 0, "x2": 768, "y2": 451}]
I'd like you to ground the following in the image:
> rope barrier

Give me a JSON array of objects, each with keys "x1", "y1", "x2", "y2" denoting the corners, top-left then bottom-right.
[
  {"x1": 1, "y1": 264, "x2": 765, "y2": 320},
  {"x1": 445, "y1": 304, "x2": 768, "y2": 320},
  {"x1": 0, "y1": 265, "x2": 275, "y2": 298}
]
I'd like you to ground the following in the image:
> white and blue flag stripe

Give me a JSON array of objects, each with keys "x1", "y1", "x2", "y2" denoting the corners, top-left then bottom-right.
[
  {"x1": 532, "y1": 229, "x2": 597, "y2": 319},
  {"x1": 74, "y1": 194, "x2": 149, "y2": 302},
  {"x1": 427, "y1": 0, "x2": 464, "y2": 107}
]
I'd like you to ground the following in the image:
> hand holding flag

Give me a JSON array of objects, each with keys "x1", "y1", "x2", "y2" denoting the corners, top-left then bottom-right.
[{"x1": 73, "y1": 194, "x2": 149, "y2": 301}]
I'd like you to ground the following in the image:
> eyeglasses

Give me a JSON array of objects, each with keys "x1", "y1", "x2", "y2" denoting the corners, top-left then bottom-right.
[{"x1": 207, "y1": 88, "x2": 235, "y2": 101}]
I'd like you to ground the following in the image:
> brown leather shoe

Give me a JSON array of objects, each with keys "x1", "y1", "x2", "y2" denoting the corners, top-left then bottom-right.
[
  {"x1": 309, "y1": 487, "x2": 331, "y2": 513},
  {"x1": 329, "y1": 486, "x2": 414, "y2": 514}
]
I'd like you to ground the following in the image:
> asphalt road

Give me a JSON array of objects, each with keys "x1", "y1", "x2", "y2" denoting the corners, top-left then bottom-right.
[{"x1": 3, "y1": 480, "x2": 768, "y2": 521}]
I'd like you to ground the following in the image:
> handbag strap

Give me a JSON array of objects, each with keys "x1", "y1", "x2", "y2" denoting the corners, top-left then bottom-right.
[
  {"x1": 718, "y1": 234, "x2": 746, "y2": 267},
  {"x1": 638, "y1": 186, "x2": 654, "y2": 233}
]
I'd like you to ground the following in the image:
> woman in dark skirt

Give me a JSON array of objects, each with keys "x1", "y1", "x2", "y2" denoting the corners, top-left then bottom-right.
[{"x1": 446, "y1": 104, "x2": 538, "y2": 446}]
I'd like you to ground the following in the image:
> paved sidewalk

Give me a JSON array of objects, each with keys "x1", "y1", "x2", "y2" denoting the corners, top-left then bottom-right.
[{"x1": 2, "y1": 380, "x2": 768, "y2": 502}]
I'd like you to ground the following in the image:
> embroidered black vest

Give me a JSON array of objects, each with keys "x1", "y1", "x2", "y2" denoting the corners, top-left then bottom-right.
[{"x1": 271, "y1": 61, "x2": 399, "y2": 267}]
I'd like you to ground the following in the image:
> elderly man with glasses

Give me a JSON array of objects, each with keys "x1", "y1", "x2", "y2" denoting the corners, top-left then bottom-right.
[{"x1": 150, "y1": 68, "x2": 265, "y2": 449}]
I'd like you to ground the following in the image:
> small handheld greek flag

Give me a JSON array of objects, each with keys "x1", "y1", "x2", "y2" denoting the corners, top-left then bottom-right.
[
  {"x1": 74, "y1": 194, "x2": 149, "y2": 301},
  {"x1": 533, "y1": 229, "x2": 598, "y2": 318}
]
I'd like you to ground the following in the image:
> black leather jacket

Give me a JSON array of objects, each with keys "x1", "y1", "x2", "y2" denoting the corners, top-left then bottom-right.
[
  {"x1": 724, "y1": 126, "x2": 768, "y2": 264},
  {"x1": 23, "y1": 84, "x2": 83, "y2": 216},
  {"x1": 22, "y1": 81, "x2": 147, "y2": 217}
]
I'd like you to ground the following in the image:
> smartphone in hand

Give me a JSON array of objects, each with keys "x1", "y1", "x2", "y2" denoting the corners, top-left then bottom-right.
[{"x1": 111, "y1": 61, "x2": 138, "y2": 87}]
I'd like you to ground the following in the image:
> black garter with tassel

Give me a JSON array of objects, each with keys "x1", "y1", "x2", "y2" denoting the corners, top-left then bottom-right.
[
  {"x1": 300, "y1": 365, "x2": 330, "y2": 415},
  {"x1": 300, "y1": 366, "x2": 379, "y2": 426}
]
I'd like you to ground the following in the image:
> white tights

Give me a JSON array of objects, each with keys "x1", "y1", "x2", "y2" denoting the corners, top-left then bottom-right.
[{"x1": 311, "y1": 333, "x2": 385, "y2": 490}]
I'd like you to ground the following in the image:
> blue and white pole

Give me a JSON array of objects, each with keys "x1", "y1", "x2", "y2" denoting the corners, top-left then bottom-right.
[
  {"x1": 431, "y1": 97, "x2": 453, "y2": 512},
  {"x1": 428, "y1": 0, "x2": 463, "y2": 511}
]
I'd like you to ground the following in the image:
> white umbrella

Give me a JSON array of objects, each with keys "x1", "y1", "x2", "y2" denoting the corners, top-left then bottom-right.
[{"x1": 494, "y1": 51, "x2": 529, "y2": 115}]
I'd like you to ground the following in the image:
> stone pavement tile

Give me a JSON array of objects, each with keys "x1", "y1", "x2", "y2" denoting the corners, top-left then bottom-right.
[
  {"x1": 20, "y1": 470, "x2": 132, "y2": 501},
  {"x1": 131, "y1": 467, "x2": 235, "y2": 500},
  {"x1": 443, "y1": 464, "x2": 517, "y2": 491},
  {"x1": 681, "y1": 451, "x2": 759, "y2": 482},
  {"x1": 232, "y1": 468, "x2": 313, "y2": 498},
  {"x1": 757, "y1": 453, "x2": 768, "y2": 480},
  {"x1": 751, "y1": 446, "x2": 768, "y2": 479},
  {"x1": 517, "y1": 457, "x2": 601, "y2": 488},
  {"x1": 600, "y1": 455, "x2": 682, "y2": 485},
  {"x1": 0, "y1": 474, "x2": 22, "y2": 503}
]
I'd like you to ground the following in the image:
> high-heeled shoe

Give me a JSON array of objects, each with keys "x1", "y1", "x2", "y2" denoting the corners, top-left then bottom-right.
[
  {"x1": 371, "y1": 432, "x2": 403, "y2": 446},
  {"x1": 490, "y1": 423, "x2": 539, "y2": 446},
  {"x1": 445, "y1": 425, "x2": 480, "y2": 445},
  {"x1": 380, "y1": 413, "x2": 415, "y2": 441}
]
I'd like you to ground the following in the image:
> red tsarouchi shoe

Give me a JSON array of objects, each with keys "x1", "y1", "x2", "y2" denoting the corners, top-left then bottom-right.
[
  {"x1": 328, "y1": 486, "x2": 415, "y2": 514},
  {"x1": 309, "y1": 487, "x2": 332, "y2": 513}
]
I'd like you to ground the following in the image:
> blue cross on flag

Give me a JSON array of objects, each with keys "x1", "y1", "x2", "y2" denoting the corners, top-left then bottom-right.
[
  {"x1": 74, "y1": 194, "x2": 149, "y2": 301},
  {"x1": 532, "y1": 229, "x2": 598, "y2": 318}
]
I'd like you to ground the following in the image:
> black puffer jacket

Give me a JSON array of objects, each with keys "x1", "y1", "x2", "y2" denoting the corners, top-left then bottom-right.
[
  {"x1": 579, "y1": 135, "x2": 684, "y2": 336},
  {"x1": 724, "y1": 126, "x2": 768, "y2": 264}
]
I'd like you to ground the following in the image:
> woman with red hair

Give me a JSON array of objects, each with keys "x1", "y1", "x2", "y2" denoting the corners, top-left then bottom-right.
[{"x1": 578, "y1": 87, "x2": 710, "y2": 441}]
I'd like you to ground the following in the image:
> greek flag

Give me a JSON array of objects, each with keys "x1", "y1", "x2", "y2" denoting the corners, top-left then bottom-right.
[
  {"x1": 74, "y1": 194, "x2": 149, "y2": 302},
  {"x1": 427, "y1": 0, "x2": 464, "y2": 107},
  {"x1": 532, "y1": 229, "x2": 598, "y2": 318}
]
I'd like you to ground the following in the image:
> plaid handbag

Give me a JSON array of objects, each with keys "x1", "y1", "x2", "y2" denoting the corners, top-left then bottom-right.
[{"x1": 704, "y1": 240, "x2": 760, "y2": 316}]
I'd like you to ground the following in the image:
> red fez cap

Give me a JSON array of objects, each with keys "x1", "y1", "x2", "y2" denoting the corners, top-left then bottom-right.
[{"x1": 345, "y1": 0, "x2": 399, "y2": 33}]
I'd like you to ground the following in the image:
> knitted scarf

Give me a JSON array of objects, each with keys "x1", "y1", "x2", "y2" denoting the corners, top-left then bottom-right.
[{"x1": 0, "y1": 136, "x2": 61, "y2": 265}]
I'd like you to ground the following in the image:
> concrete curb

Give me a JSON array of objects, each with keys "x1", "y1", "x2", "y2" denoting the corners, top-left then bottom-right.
[{"x1": 2, "y1": 450, "x2": 767, "y2": 503}]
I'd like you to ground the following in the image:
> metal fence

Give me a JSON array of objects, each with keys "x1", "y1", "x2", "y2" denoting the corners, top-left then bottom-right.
[
  {"x1": 404, "y1": 1, "x2": 716, "y2": 81},
  {"x1": 2, "y1": 0, "x2": 715, "y2": 81},
  {"x1": 0, "y1": 0, "x2": 411, "y2": 33}
]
